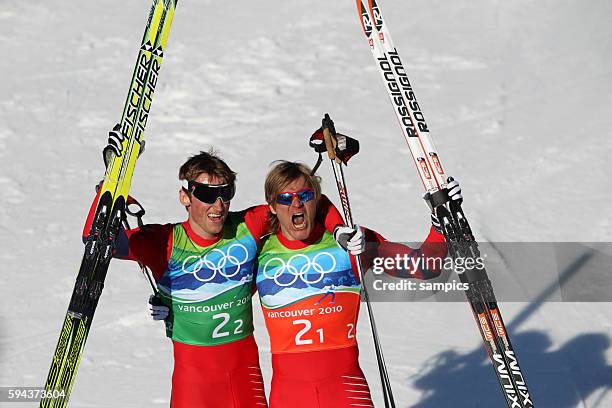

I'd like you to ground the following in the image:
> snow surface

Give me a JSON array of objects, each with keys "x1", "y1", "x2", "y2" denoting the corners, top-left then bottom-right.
[{"x1": 2, "y1": 0, "x2": 612, "y2": 407}]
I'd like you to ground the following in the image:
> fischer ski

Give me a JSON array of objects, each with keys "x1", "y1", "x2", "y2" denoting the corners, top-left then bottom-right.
[
  {"x1": 39, "y1": 1, "x2": 177, "y2": 407},
  {"x1": 355, "y1": 0, "x2": 534, "y2": 406}
]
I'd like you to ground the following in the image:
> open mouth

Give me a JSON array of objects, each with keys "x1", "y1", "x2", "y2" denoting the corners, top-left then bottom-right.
[{"x1": 291, "y1": 212, "x2": 306, "y2": 229}]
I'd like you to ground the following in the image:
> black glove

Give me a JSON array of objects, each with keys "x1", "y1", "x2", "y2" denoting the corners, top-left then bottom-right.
[
  {"x1": 148, "y1": 294, "x2": 170, "y2": 321},
  {"x1": 103, "y1": 124, "x2": 126, "y2": 168},
  {"x1": 102, "y1": 124, "x2": 145, "y2": 168}
]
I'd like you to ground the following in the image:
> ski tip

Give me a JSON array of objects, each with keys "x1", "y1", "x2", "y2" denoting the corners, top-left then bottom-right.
[
  {"x1": 368, "y1": 0, "x2": 383, "y2": 31},
  {"x1": 356, "y1": 0, "x2": 373, "y2": 37}
]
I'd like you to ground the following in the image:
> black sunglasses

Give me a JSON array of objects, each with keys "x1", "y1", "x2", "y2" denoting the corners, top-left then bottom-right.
[{"x1": 183, "y1": 180, "x2": 235, "y2": 204}]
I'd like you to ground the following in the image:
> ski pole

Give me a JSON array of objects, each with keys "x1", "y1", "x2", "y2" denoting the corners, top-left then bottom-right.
[
  {"x1": 123, "y1": 197, "x2": 172, "y2": 332},
  {"x1": 320, "y1": 113, "x2": 396, "y2": 408}
]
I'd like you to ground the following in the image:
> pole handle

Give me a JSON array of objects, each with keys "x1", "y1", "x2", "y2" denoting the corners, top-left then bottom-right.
[{"x1": 322, "y1": 113, "x2": 343, "y2": 163}]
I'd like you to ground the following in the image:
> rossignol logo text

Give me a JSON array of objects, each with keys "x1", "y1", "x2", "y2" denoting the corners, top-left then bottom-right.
[
  {"x1": 377, "y1": 55, "x2": 422, "y2": 138},
  {"x1": 388, "y1": 49, "x2": 429, "y2": 134}
]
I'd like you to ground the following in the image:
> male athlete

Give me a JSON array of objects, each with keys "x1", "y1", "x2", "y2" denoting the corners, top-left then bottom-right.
[
  {"x1": 254, "y1": 161, "x2": 460, "y2": 407},
  {"x1": 84, "y1": 128, "x2": 350, "y2": 407}
]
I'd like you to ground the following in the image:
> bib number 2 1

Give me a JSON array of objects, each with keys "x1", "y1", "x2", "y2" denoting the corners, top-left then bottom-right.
[{"x1": 293, "y1": 319, "x2": 355, "y2": 346}]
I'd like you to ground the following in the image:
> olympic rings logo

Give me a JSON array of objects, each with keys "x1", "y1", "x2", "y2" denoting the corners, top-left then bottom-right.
[
  {"x1": 182, "y1": 243, "x2": 249, "y2": 283},
  {"x1": 262, "y1": 252, "x2": 337, "y2": 287}
]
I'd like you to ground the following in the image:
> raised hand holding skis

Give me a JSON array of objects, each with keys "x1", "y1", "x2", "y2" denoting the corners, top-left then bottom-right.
[
  {"x1": 40, "y1": 1, "x2": 178, "y2": 405},
  {"x1": 103, "y1": 124, "x2": 145, "y2": 168},
  {"x1": 355, "y1": 0, "x2": 533, "y2": 406},
  {"x1": 428, "y1": 178, "x2": 462, "y2": 232}
]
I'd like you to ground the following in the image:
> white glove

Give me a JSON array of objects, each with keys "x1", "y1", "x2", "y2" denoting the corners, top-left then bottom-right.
[
  {"x1": 334, "y1": 225, "x2": 365, "y2": 256},
  {"x1": 148, "y1": 294, "x2": 169, "y2": 321},
  {"x1": 447, "y1": 178, "x2": 462, "y2": 203},
  {"x1": 428, "y1": 178, "x2": 462, "y2": 233}
]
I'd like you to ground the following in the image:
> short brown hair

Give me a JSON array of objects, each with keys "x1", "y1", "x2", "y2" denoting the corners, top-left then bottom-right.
[
  {"x1": 179, "y1": 149, "x2": 236, "y2": 185},
  {"x1": 265, "y1": 161, "x2": 322, "y2": 233}
]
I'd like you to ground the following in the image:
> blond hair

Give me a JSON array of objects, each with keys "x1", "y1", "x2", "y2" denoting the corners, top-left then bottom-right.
[{"x1": 264, "y1": 161, "x2": 321, "y2": 233}]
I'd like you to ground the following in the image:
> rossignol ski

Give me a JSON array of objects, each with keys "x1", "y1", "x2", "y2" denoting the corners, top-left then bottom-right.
[
  {"x1": 355, "y1": 0, "x2": 534, "y2": 406},
  {"x1": 39, "y1": 1, "x2": 177, "y2": 406}
]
